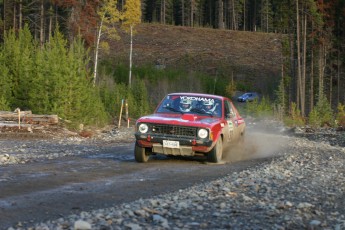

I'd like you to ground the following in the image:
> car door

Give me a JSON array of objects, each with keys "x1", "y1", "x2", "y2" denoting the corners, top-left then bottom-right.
[{"x1": 223, "y1": 100, "x2": 236, "y2": 142}]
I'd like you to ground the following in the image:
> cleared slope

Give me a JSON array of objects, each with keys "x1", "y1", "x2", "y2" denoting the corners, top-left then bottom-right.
[{"x1": 108, "y1": 23, "x2": 284, "y2": 93}]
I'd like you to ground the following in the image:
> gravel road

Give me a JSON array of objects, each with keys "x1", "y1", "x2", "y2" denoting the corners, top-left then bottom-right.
[{"x1": 1, "y1": 123, "x2": 345, "y2": 230}]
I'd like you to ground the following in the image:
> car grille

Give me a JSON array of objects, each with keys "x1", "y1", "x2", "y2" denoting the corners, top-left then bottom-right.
[{"x1": 151, "y1": 124, "x2": 197, "y2": 138}]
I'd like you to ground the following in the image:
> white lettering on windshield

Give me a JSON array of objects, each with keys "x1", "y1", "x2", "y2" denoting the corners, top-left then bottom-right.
[{"x1": 180, "y1": 96, "x2": 215, "y2": 103}]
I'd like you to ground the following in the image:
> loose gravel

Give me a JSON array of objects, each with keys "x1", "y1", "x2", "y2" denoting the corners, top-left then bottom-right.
[{"x1": 2, "y1": 125, "x2": 345, "y2": 230}]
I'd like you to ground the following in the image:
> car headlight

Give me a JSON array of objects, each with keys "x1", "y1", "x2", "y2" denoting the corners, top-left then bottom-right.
[
  {"x1": 138, "y1": 123, "x2": 149, "y2": 133},
  {"x1": 198, "y1": 129, "x2": 208, "y2": 139}
]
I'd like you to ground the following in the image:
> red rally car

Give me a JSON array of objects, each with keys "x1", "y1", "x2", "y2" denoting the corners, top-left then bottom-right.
[{"x1": 134, "y1": 92, "x2": 246, "y2": 163}]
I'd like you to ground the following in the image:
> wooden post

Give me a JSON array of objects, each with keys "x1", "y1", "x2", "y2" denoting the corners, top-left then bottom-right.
[
  {"x1": 118, "y1": 99, "x2": 124, "y2": 128},
  {"x1": 15, "y1": 108, "x2": 21, "y2": 129},
  {"x1": 125, "y1": 100, "x2": 129, "y2": 128}
]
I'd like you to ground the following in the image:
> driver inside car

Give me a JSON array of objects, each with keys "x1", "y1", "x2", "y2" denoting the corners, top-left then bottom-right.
[
  {"x1": 179, "y1": 98, "x2": 192, "y2": 112},
  {"x1": 202, "y1": 100, "x2": 218, "y2": 115}
]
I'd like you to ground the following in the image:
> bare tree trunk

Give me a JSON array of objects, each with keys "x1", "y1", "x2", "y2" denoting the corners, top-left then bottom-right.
[
  {"x1": 163, "y1": 0, "x2": 166, "y2": 24},
  {"x1": 129, "y1": 25, "x2": 133, "y2": 88},
  {"x1": 253, "y1": 0, "x2": 257, "y2": 31},
  {"x1": 329, "y1": 63, "x2": 332, "y2": 106},
  {"x1": 296, "y1": 0, "x2": 303, "y2": 115},
  {"x1": 49, "y1": 7, "x2": 52, "y2": 42},
  {"x1": 318, "y1": 44, "x2": 324, "y2": 99},
  {"x1": 182, "y1": 0, "x2": 185, "y2": 26},
  {"x1": 161, "y1": 0, "x2": 165, "y2": 24},
  {"x1": 93, "y1": 15, "x2": 104, "y2": 87},
  {"x1": 19, "y1": 0, "x2": 22, "y2": 30},
  {"x1": 337, "y1": 45, "x2": 340, "y2": 105},
  {"x1": 3, "y1": 0, "x2": 5, "y2": 31},
  {"x1": 310, "y1": 42, "x2": 314, "y2": 112},
  {"x1": 288, "y1": 30, "x2": 295, "y2": 107},
  {"x1": 218, "y1": 0, "x2": 224, "y2": 29},
  {"x1": 232, "y1": 0, "x2": 236, "y2": 30},
  {"x1": 190, "y1": 0, "x2": 194, "y2": 27},
  {"x1": 310, "y1": 21, "x2": 314, "y2": 112},
  {"x1": 40, "y1": 0, "x2": 44, "y2": 47},
  {"x1": 243, "y1": 0, "x2": 245, "y2": 31},
  {"x1": 224, "y1": 0, "x2": 229, "y2": 29},
  {"x1": 266, "y1": 0, "x2": 269, "y2": 32},
  {"x1": 301, "y1": 12, "x2": 306, "y2": 116},
  {"x1": 208, "y1": 0, "x2": 211, "y2": 26},
  {"x1": 13, "y1": 2, "x2": 16, "y2": 31},
  {"x1": 281, "y1": 63, "x2": 285, "y2": 116}
]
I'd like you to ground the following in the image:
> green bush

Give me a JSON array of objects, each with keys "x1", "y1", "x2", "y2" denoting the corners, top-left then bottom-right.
[
  {"x1": 308, "y1": 109, "x2": 321, "y2": 128},
  {"x1": 283, "y1": 102, "x2": 305, "y2": 127},
  {"x1": 244, "y1": 96, "x2": 273, "y2": 118},
  {"x1": 0, "y1": 96, "x2": 10, "y2": 111},
  {"x1": 336, "y1": 103, "x2": 345, "y2": 127},
  {"x1": 308, "y1": 95, "x2": 334, "y2": 127},
  {"x1": 99, "y1": 79, "x2": 151, "y2": 122}
]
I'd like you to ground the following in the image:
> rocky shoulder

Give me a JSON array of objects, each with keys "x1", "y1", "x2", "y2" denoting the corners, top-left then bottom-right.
[{"x1": 1, "y1": 121, "x2": 345, "y2": 229}]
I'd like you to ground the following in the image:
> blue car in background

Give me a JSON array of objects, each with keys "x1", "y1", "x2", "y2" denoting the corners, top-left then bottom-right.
[{"x1": 237, "y1": 92, "x2": 258, "y2": 102}]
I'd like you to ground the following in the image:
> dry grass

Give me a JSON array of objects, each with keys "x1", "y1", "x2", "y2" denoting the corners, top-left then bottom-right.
[{"x1": 107, "y1": 23, "x2": 284, "y2": 93}]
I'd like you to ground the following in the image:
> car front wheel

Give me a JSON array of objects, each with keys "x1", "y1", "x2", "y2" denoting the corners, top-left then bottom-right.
[
  {"x1": 207, "y1": 137, "x2": 223, "y2": 163},
  {"x1": 134, "y1": 142, "x2": 150, "y2": 163}
]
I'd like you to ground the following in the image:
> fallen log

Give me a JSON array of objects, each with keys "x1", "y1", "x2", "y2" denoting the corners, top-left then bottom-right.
[
  {"x1": 25, "y1": 115, "x2": 59, "y2": 125},
  {"x1": 0, "y1": 111, "x2": 32, "y2": 120},
  {"x1": 0, "y1": 111, "x2": 58, "y2": 125}
]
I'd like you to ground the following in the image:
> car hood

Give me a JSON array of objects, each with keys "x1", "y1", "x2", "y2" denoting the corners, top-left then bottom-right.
[{"x1": 137, "y1": 113, "x2": 220, "y2": 127}]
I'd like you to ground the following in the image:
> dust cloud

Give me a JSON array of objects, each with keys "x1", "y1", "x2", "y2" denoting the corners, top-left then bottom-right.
[{"x1": 222, "y1": 126, "x2": 290, "y2": 163}]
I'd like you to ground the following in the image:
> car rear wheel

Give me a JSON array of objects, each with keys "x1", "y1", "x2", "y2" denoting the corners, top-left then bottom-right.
[
  {"x1": 207, "y1": 137, "x2": 223, "y2": 163},
  {"x1": 134, "y1": 142, "x2": 150, "y2": 163}
]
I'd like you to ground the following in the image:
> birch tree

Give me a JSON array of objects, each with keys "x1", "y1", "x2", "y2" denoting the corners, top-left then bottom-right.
[
  {"x1": 93, "y1": 0, "x2": 122, "y2": 86},
  {"x1": 122, "y1": 0, "x2": 142, "y2": 88}
]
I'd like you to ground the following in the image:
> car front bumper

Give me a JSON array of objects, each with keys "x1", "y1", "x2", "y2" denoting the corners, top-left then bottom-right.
[{"x1": 135, "y1": 133, "x2": 213, "y2": 156}]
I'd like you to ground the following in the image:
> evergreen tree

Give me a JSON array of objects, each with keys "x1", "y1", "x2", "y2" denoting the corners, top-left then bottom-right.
[
  {"x1": 0, "y1": 49, "x2": 11, "y2": 110},
  {"x1": 28, "y1": 28, "x2": 108, "y2": 126},
  {"x1": 64, "y1": 36, "x2": 108, "y2": 126},
  {"x1": 308, "y1": 93, "x2": 334, "y2": 127},
  {"x1": 2, "y1": 25, "x2": 35, "y2": 109},
  {"x1": 130, "y1": 79, "x2": 150, "y2": 116},
  {"x1": 29, "y1": 41, "x2": 50, "y2": 113}
]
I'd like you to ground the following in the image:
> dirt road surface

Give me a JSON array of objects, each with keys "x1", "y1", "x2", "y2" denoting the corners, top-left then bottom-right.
[{"x1": 0, "y1": 127, "x2": 284, "y2": 229}]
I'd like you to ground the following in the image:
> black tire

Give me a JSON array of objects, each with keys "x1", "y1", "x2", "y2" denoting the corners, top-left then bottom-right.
[
  {"x1": 134, "y1": 142, "x2": 150, "y2": 163},
  {"x1": 207, "y1": 137, "x2": 223, "y2": 163}
]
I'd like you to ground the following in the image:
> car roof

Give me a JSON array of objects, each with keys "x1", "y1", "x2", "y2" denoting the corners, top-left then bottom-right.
[{"x1": 167, "y1": 92, "x2": 225, "y2": 100}]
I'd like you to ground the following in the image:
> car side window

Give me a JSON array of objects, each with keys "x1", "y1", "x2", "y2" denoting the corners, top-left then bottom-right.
[
  {"x1": 225, "y1": 100, "x2": 236, "y2": 119},
  {"x1": 224, "y1": 101, "x2": 230, "y2": 118}
]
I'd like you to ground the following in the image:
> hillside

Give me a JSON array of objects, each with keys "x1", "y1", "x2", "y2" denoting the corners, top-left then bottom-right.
[{"x1": 108, "y1": 23, "x2": 285, "y2": 95}]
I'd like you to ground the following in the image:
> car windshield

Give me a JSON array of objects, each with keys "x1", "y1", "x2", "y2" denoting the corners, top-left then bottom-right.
[{"x1": 156, "y1": 95, "x2": 222, "y2": 117}]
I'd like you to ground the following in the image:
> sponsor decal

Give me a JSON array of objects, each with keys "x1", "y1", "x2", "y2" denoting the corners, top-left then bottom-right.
[
  {"x1": 227, "y1": 120, "x2": 234, "y2": 141},
  {"x1": 180, "y1": 96, "x2": 215, "y2": 104}
]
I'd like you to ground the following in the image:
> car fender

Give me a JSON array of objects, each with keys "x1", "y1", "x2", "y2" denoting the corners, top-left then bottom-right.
[{"x1": 208, "y1": 122, "x2": 226, "y2": 148}]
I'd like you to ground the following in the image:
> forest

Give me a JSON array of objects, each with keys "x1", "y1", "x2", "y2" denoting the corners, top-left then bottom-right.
[{"x1": 0, "y1": 0, "x2": 344, "y2": 128}]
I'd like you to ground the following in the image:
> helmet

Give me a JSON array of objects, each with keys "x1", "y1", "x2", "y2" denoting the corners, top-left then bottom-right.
[
  {"x1": 180, "y1": 98, "x2": 192, "y2": 112},
  {"x1": 203, "y1": 100, "x2": 214, "y2": 106},
  {"x1": 203, "y1": 100, "x2": 214, "y2": 110}
]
